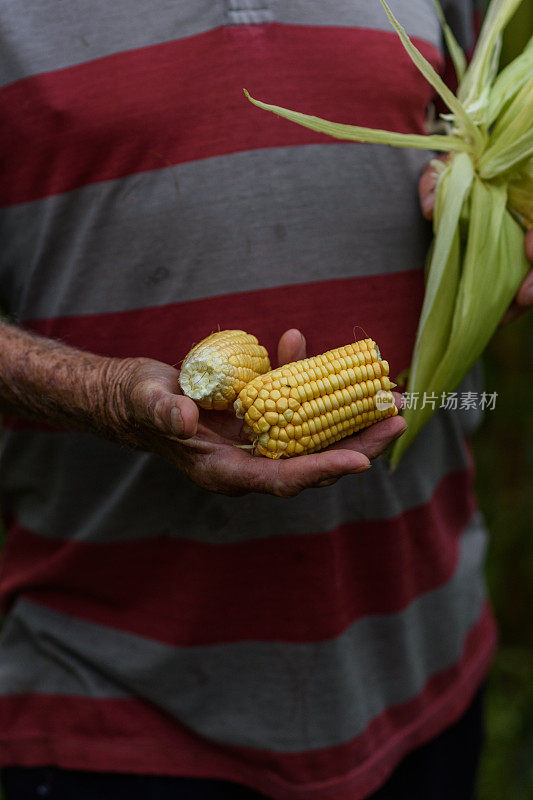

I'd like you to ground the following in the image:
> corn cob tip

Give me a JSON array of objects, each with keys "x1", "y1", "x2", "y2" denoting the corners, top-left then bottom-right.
[{"x1": 179, "y1": 330, "x2": 271, "y2": 411}]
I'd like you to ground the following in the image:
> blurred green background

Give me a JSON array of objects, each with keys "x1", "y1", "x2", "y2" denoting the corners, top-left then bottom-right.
[
  {"x1": 0, "y1": 4, "x2": 532, "y2": 800},
  {"x1": 473, "y1": 313, "x2": 533, "y2": 800},
  {"x1": 473, "y1": 4, "x2": 533, "y2": 798}
]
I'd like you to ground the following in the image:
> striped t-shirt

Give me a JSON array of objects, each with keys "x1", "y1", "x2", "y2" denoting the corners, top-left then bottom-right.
[{"x1": 0, "y1": 2, "x2": 495, "y2": 798}]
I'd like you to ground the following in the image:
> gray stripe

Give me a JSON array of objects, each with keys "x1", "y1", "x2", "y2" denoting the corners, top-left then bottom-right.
[
  {"x1": 0, "y1": 519, "x2": 488, "y2": 751},
  {"x1": 0, "y1": 406, "x2": 471, "y2": 544},
  {"x1": 272, "y1": 0, "x2": 442, "y2": 44},
  {"x1": 0, "y1": 608, "x2": 128, "y2": 700},
  {"x1": 0, "y1": 145, "x2": 433, "y2": 322},
  {"x1": 0, "y1": 0, "x2": 443, "y2": 89},
  {"x1": 0, "y1": 0, "x2": 225, "y2": 88}
]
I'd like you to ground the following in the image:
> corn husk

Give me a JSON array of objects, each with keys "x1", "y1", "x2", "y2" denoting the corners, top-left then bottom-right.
[{"x1": 244, "y1": 0, "x2": 533, "y2": 466}]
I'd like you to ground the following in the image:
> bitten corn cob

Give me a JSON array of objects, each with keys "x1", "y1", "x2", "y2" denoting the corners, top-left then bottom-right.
[
  {"x1": 234, "y1": 338, "x2": 397, "y2": 458},
  {"x1": 179, "y1": 330, "x2": 270, "y2": 410}
]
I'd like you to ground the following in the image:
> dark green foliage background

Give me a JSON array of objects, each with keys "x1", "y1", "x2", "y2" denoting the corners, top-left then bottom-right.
[
  {"x1": 475, "y1": 8, "x2": 533, "y2": 796},
  {"x1": 473, "y1": 313, "x2": 533, "y2": 800}
]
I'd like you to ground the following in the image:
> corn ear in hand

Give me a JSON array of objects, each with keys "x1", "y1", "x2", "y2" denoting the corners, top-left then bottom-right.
[{"x1": 234, "y1": 338, "x2": 397, "y2": 458}]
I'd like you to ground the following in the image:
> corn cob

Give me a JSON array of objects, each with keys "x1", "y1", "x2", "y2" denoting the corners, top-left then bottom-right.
[
  {"x1": 179, "y1": 330, "x2": 270, "y2": 410},
  {"x1": 234, "y1": 338, "x2": 397, "y2": 458}
]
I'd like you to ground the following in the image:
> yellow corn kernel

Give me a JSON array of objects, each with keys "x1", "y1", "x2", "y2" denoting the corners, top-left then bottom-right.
[
  {"x1": 257, "y1": 417, "x2": 271, "y2": 434},
  {"x1": 314, "y1": 397, "x2": 325, "y2": 415},
  {"x1": 246, "y1": 405, "x2": 262, "y2": 422}
]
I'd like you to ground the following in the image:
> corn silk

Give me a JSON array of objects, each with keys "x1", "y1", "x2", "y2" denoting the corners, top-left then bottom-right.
[{"x1": 244, "y1": 0, "x2": 533, "y2": 466}]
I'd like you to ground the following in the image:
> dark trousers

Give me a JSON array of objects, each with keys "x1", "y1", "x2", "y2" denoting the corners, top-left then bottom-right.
[{"x1": 1, "y1": 688, "x2": 485, "y2": 800}]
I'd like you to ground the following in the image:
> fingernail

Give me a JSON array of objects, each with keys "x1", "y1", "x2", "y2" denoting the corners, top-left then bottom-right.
[
  {"x1": 359, "y1": 460, "x2": 372, "y2": 472},
  {"x1": 170, "y1": 406, "x2": 183, "y2": 435},
  {"x1": 300, "y1": 333, "x2": 306, "y2": 347}
]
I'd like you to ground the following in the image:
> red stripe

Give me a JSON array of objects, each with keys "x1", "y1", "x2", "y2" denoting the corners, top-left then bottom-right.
[
  {"x1": 0, "y1": 606, "x2": 496, "y2": 799},
  {"x1": 0, "y1": 469, "x2": 477, "y2": 645},
  {"x1": 4, "y1": 270, "x2": 424, "y2": 432},
  {"x1": 0, "y1": 25, "x2": 443, "y2": 206}
]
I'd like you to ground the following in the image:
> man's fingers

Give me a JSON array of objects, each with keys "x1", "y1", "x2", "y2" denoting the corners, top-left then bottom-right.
[
  {"x1": 419, "y1": 160, "x2": 441, "y2": 221},
  {"x1": 149, "y1": 392, "x2": 199, "y2": 439},
  {"x1": 330, "y1": 392, "x2": 405, "y2": 458},
  {"x1": 277, "y1": 328, "x2": 306, "y2": 366},
  {"x1": 272, "y1": 450, "x2": 372, "y2": 496},
  {"x1": 418, "y1": 154, "x2": 449, "y2": 221},
  {"x1": 419, "y1": 164, "x2": 438, "y2": 220},
  {"x1": 180, "y1": 412, "x2": 402, "y2": 497},
  {"x1": 216, "y1": 446, "x2": 371, "y2": 498},
  {"x1": 334, "y1": 414, "x2": 407, "y2": 460}
]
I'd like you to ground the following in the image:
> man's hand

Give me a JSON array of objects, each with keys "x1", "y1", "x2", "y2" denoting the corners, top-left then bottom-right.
[
  {"x1": 0, "y1": 321, "x2": 406, "y2": 497},
  {"x1": 419, "y1": 157, "x2": 533, "y2": 325},
  {"x1": 117, "y1": 329, "x2": 407, "y2": 497}
]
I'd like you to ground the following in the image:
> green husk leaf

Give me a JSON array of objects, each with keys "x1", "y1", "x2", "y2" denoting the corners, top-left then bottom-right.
[
  {"x1": 486, "y1": 34, "x2": 533, "y2": 124},
  {"x1": 391, "y1": 178, "x2": 530, "y2": 466},
  {"x1": 243, "y1": 90, "x2": 471, "y2": 153},
  {"x1": 377, "y1": 0, "x2": 483, "y2": 150},
  {"x1": 480, "y1": 127, "x2": 533, "y2": 178},
  {"x1": 508, "y1": 155, "x2": 533, "y2": 227},
  {"x1": 458, "y1": 0, "x2": 525, "y2": 120},
  {"x1": 245, "y1": 0, "x2": 486, "y2": 155},
  {"x1": 431, "y1": 0, "x2": 467, "y2": 81},
  {"x1": 408, "y1": 153, "x2": 474, "y2": 393},
  {"x1": 479, "y1": 76, "x2": 533, "y2": 177}
]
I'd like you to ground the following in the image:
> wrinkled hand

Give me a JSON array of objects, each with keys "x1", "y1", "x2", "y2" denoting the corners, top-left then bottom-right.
[
  {"x1": 114, "y1": 329, "x2": 407, "y2": 497},
  {"x1": 419, "y1": 156, "x2": 533, "y2": 325}
]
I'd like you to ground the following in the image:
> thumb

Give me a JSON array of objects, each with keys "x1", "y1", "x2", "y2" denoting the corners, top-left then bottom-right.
[
  {"x1": 277, "y1": 328, "x2": 307, "y2": 366},
  {"x1": 149, "y1": 392, "x2": 199, "y2": 439}
]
